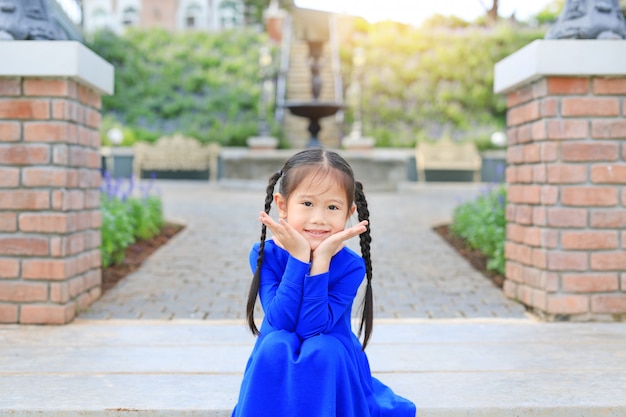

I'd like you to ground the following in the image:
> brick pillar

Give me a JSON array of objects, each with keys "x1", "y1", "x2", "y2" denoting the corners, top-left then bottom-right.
[
  {"x1": 494, "y1": 40, "x2": 626, "y2": 320},
  {"x1": 0, "y1": 41, "x2": 114, "y2": 324}
]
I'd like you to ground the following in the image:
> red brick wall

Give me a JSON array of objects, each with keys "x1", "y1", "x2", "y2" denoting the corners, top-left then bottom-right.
[
  {"x1": 0, "y1": 77, "x2": 102, "y2": 324},
  {"x1": 504, "y1": 76, "x2": 626, "y2": 320}
]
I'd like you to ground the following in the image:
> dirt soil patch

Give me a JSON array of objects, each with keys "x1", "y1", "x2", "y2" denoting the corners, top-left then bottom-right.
[
  {"x1": 433, "y1": 224, "x2": 505, "y2": 289},
  {"x1": 102, "y1": 223, "x2": 185, "y2": 294}
]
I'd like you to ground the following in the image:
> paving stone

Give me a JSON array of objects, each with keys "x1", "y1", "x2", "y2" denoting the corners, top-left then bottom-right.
[{"x1": 81, "y1": 181, "x2": 526, "y2": 321}]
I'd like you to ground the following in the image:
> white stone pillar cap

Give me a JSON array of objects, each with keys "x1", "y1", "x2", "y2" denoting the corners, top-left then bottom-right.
[
  {"x1": 0, "y1": 41, "x2": 114, "y2": 95},
  {"x1": 494, "y1": 39, "x2": 626, "y2": 94}
]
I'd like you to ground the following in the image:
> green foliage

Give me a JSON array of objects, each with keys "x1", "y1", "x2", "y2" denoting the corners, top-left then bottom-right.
[
  {"x1": 342, "y1": 21, "x2": 545, "y2": 146},
  {"x1": 100, "y1": 115, "x2": 140, "y2": 146},
  {"x1": 450, "y1": 185, "x2": 507, "y2": 274},
  {"x1": 472, "y1": 135, "x2": 504, "y2": 152},
  {"x1": 88, "y1": 28, "x2": 278, "y2": 146},
  {"x1": 126, "y1": 196, "x2": 164, "y2": 240},
  {"x1": 535, "y1": 0, "x2": 565, "y2": 25},
  {"x1": 91, "y1": 16, "x2": 545, "y2": 149},
  {"x1": 101, "y1": 195, "x2": 135, "y2": 267},
  {"x1": 421, "y1": 14, "x2": 471, "y2": 30},
  {"x1": 100, "y1": 178, "x2": 165, "y2": 268}
]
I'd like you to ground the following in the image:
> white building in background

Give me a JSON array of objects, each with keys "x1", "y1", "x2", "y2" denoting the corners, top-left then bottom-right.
[
  {"x1": 82, "y1": 0, "x2": 245, "y2": 34},
  {"x1": 54, "y1": 0, "x2": 83, "y2": 26}
]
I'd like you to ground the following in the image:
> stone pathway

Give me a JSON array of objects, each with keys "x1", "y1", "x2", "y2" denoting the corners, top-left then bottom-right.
[{"x1": 81, "y1": 180, "x2": 526, "y2": 320}]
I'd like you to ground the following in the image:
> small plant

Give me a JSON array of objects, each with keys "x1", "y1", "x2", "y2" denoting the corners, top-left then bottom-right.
[
  {"x1": 100, "y1": 173, "x2": 164, "y2": 268},
  {"x1": 450, "y1": 185, "x2": 506, "y2": 274},
  {"x1": 101, "y1": 194, "x2": 135, "y2": 267}
]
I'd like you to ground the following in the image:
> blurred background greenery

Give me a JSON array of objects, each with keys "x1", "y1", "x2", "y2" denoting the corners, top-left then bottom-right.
[{"x1": 90, "y1": 0, "x2": 568, "y2": 149}]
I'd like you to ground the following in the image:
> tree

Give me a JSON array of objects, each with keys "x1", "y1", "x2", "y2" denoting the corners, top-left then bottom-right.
[
  {"x1": 477, "y1": 0, "x2": 499, "y2": 24},
  {"x1": 241, "y1": 0, "x2": 268, "y2": 25}
]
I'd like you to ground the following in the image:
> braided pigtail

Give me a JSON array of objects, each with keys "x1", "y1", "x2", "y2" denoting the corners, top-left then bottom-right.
[
  {"x1": 355, "y1": 181, "x2": 373, "y2": 350},
  {"x1": 246, "y1": 170, "x2": 282, "y2": 335}
]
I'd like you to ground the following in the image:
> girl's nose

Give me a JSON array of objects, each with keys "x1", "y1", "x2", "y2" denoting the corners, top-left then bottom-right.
[{"x1": 310, "y1": 208, "x2": 326, "y2": 224}]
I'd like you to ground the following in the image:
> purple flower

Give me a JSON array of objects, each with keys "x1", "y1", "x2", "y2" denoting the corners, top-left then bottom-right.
[
  {"x1": 127, "y1": 175, "x2": 135, "y2": 195},
  {"x1": 480, "y1": 184, "x2": 493, "y2": 196},
  {"x1": 497, "y1": 193, "x2": 505, "y2": 208},
  {"x1": 100, "y1": 170, "x2": 113, "y2": 195}
]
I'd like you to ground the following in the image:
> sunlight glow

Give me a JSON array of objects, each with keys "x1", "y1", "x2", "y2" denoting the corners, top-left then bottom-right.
[
  {"x1": 55, "y1": 0, "x2": 83, "y2": 24},
  {"x1": 294, "y1": 0, "x2": 555, "y2": 25}
]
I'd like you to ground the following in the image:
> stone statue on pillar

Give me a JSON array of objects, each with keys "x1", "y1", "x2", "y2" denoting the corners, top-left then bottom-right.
[
  {"x1": 546, "y1": 0, "x2": 626, "y2": 39},
  {"x1": 0, "y1": 0, "x2": 66, "y2": 40}
]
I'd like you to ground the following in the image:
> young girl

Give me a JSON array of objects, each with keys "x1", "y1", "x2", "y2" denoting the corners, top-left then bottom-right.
[{"x1": 232, "y1": 148, "x2": 416, "y2": 417}]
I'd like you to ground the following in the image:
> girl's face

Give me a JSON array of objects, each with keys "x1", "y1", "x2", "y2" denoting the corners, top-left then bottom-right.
[{"x1": 275, "y1": 172, "x2": 355, "y2": 251}]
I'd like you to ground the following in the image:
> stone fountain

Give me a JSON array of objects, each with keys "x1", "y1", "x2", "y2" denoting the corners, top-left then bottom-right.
[{"x1": 284, "y1": 40, "x2": 344, "y2": 148}]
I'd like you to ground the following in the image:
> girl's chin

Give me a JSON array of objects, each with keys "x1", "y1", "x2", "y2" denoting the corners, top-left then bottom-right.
[
  {"x1": 308, "y1": 242, "x2": 321, "y2": 250},
  {"x1": 306, "y1": 239, "x2": 325, "y2": 251}
]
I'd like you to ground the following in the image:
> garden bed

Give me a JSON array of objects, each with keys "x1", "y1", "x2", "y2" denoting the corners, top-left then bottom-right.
[
  {"x1": 102, "y1": 222, "x2": 185, "y2": 293},
  {"x1": 433, "y1": 224, "x2": 504, "y2": 289}
]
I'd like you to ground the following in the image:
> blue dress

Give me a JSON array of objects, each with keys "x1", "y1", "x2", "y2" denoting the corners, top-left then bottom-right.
[{"x1": 232, "y1": 240, "x2": 416, "y2": 417}]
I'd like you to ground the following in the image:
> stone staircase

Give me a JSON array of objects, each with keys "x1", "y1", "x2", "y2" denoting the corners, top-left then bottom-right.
[
  {"x1": 283, "y1": 38, "x2": 344, "y2": 148},
  {"x1": 2, "y1": 319, "x2": 626, "y2": 416}
]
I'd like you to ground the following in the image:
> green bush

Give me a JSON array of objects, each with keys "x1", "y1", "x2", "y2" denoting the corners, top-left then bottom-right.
[
  {"x1": 126, "y1": 195, "x2": 164, "y2": 241},
  {"x1": 342, "y1": 20, "x2": 546, "y2": 146},
  {"x1": 101, "y1": 195, "x2": 135, "y2": 267},
  {"x1": 88, "y1": 28, "x2": 278, "y2": 146},
  {"x1": 450, "y1": 185, "x2": 507, "y2": 274},
  {"x1": 100, "y1": 176, "x2": 164, "y2": 268}
]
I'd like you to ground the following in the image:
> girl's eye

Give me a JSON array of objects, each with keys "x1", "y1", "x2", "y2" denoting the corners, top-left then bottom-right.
[
  {"x1": 328, "y1": 205, "x2": 339, "y2": 211},
  {"x1": 303, "y1": 201, "x2": 313, "y2": 207}
]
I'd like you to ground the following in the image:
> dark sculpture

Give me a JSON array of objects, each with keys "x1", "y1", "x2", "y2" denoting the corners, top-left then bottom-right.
[
  {"x1": 546, "y1": 0, "x2": 626, "y2": 39},
  {"x1": 307, "y1": 40, "x2": 324, "y2": 99},
  {"x1": 0, "y1": 0, "x2": 66, "y2": 40},
  {"x1": 284, "y1": 40, "x2": 344, "y2": 148}
]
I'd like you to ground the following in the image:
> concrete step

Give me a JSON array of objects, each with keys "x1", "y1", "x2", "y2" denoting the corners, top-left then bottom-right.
[
  {"x1": 287, "y1": 74, "x2": 334, "y2": 80},
  {"x1": 287, "y1": 38, "x2": 337, "y2": 104},
  {"x1": 284, "y1": 93, "x2": 337, "y2": 101},
  {"x1": 286, "y1": 83, "x2": 336, "y2": 92},
  {"x1": 286, "y1": 77, "x2": 335, "y2": 86},
  {"x1": 289, "y1": 60, "x2": 332, "y2": 69},
  {"x1": 286, "y1": 70, "x2": 335, "y2": 82},
  {"x1": 1, "y1": 319, "x2": 625, "y2": 416}
]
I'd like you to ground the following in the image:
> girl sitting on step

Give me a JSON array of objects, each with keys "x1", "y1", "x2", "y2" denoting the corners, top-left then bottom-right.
[{"x1": 231, "y1": 148, "x2": 416, "y2": 417}]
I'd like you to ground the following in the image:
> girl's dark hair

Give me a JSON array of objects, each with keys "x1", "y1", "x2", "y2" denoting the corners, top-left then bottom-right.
[{"x1": 245, "y1": 148, "x2": 374, "y2": 349}]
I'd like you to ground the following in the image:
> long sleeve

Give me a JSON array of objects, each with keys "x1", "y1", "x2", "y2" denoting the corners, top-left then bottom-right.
[
  {"x1": 295, "y1": 254, "x2": 365, "y2": 339},
  {"x1": 249, "y1": 242, "x2": 309, "y2": 332}
]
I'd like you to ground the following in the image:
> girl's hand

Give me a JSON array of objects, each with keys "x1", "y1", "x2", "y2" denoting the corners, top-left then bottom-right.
[
  {"x1": 259, "y1": 212, "x2": 310, "y2": 263},
  {"x1": 310, "y1": 220, "x2": 368, "y2": 275}
]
